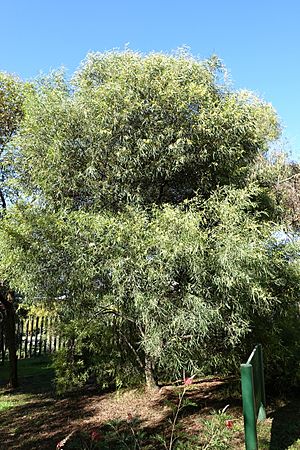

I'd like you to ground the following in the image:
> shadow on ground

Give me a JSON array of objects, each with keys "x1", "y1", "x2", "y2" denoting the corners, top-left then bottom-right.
[
  {"x1": 0, "y1": 394, "x2": 97, "y2": 449},
  {"x1": 0, "y1": 374, "x2": 244, "y2": 450},
  {"x1": 269, "y1": 392, "x2": 300, "y2": 450}
]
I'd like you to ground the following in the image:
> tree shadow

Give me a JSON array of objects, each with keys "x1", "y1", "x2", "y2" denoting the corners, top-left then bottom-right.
[
  {"x1": 0, "y1": 392, "x2": 99, "y2": 449},
  {"x1": 269, "y1": 393, "x2": 300, "y2": 450},
  {"x1": 57, "y1": 379, "x2": 243, "y2": 450},
  {"x1": 154, "y1": 376, "x2": 242, "y2": 414},
  {"x1": 0, "y1": 376, "x2": 243, "y2": 450}
]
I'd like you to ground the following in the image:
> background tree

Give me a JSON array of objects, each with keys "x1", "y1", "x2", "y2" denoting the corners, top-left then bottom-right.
[
  {"x1": 1, "y1": 51, "x2": 298, "y2": 390},
  {"x1": 275, "y1": 161, "x2": 300, "y2": 228},
  {"x1": 0, "y1": 72, "x2": 24, "y2": 388},
  {"x1": 0, "y1": 73, "x2": 24, "y2": 211}
]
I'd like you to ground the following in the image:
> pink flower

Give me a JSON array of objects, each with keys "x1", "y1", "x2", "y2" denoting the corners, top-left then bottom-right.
[
  {"x1": 225, "y1": 419, "x2": 234, "y2": 429},
  {"x1": 90, "y1": 430, "x2": 102, "y2": 441},
  {"x1": 184, "y1": 375, "x2": 195, "y2": 386}
]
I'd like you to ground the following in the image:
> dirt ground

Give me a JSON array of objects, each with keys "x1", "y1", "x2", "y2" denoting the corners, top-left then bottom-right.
[
  {"x1": 0, "y1": 371, "x2": 299, "y2": 449},
  {"x1": 0, "y1": 376, "x2": 245, "y2": 449}
]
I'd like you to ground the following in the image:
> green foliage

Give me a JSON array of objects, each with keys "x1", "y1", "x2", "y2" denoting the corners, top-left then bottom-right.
[
  {"x1": 0, "y1": 50, "x2": 298, "y2": 391},
  {"x1": 0, "y1": 72, "x2": 24, "y2": 149},
  {"x1": 1, "y1": 187, "x2": 299, "y2": 388},
  {"x1": 10, "y1": 50, "x2": 279, "y2": 210},
  {"x1": 198, "y1": 410, "x2": 237, "y2": 450},
  {"x1": 0, "y1": 400, "x2": 23, "y2": 412},
  {"x1": 159, "y1": 383, "x2": 198, "y2": 450},
  {"x1": 0, "y1": 72, "x2": 25, "y2": 210}
]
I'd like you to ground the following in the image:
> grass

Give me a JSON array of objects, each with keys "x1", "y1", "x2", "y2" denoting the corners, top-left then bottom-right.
[
  {"x1": 1, "y1": 356, "x2": 54, "y2": 385},
  {"x1": 0, "y1": 399, "x2": 25, "y2": 412},
  {"x1": 0, "y1": 358, "x2": 299, "y2": 449}
]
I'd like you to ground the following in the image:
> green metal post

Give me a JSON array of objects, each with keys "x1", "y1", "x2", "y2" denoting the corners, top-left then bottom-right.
[{"x1": 241, "y1": 363, "x2": 258, "y2": 450}]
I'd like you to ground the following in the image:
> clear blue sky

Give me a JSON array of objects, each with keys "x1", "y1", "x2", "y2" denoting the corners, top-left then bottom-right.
[{"x1": 1, "y1": 0, "x2": 299, "y2": 160}]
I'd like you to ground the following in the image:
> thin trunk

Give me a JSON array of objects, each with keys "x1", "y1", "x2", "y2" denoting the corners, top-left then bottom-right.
[
  {"x1": 144, "y1": 353, "x2": 157, "y2": 389},
  {"x1": 0, "y1": 324, "x2": 5, "y2": 364},
  {"x1": 0, "y1": 287, "x2": 18, "y2": 388},
  {"x1": 0, "y1": 188, "x2": 6, "y2": 210}
]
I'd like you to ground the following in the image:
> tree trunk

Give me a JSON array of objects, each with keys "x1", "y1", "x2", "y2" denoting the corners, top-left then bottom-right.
[
  {"x1": 0, "y1": 286, "x2": 18, "y2": 388},
  {"x1": 144, "y1": 353, "x2": 157, "y2": 389}
]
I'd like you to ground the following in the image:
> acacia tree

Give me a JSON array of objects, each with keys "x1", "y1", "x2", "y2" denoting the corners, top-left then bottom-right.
[{"x1": 1, "y1": 51, "x2": 299, "y2": 390}]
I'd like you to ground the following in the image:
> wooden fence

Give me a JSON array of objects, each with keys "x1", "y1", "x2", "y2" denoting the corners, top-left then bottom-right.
[{"x1": 0, "y1": 315, "x2": 62, "y2": 363}]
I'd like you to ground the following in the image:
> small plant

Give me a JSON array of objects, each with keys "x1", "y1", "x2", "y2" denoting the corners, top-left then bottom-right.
[
  {"x1": 155, "y1": 374, "x2": 197, "y2": 450},
  {"x1": 102, "y1": 416, "x2": 144, "y2": 449},
  {"x1": 168, "y1": 375, "x2": 196, "y2": 450},
  {"x1": 199, "y1": 406, "x2": 236, "y2": 450},
  {"x1": 56, "y1": 429, "x2": 104, "y2": 449},
  {"x1": 55, "y1": 415, "x2": 145, "y2": 449}
]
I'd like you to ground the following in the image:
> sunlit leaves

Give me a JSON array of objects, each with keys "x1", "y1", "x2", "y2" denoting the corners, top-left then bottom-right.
[{"x1": 10, "y1": 51, "x2": 280, "y2": 210}]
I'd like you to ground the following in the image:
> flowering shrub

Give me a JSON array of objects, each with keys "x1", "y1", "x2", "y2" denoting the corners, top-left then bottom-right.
[{"x1": 199, "y1": 409, "x2": 236, "y2": 449}]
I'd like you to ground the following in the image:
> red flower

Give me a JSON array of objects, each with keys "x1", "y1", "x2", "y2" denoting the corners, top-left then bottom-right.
[
  {"x1": 225, "y1": 419, "x2": 234, "y2": 429},
  {"x1": 184, "y1": 375, "x2": 195, "y2": 386},
  {"x1": 90, "y1": 430, "x2": 102, "y2": 441}
]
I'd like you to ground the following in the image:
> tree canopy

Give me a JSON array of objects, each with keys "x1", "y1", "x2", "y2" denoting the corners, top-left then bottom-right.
[{"x1": 10, "y1": 51, "x2": 279, "y2": 210}]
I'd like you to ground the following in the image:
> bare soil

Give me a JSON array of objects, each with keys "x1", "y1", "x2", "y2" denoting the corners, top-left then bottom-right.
[
  {"x1": 0, "y1": 376, "x2": 243, "y2": 449},
  {"x1": 1, "y1": 372, "x2": 299, "y2": 449}
]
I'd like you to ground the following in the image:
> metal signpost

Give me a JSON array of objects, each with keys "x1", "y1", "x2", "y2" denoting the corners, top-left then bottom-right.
[{"x1": 241, "y1": 344, "x2": 266, "y2": 449}]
